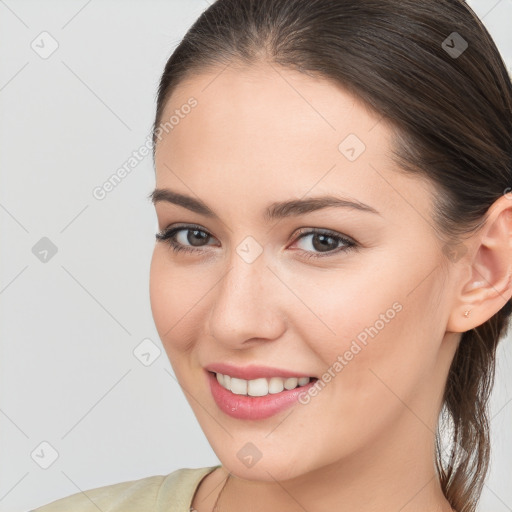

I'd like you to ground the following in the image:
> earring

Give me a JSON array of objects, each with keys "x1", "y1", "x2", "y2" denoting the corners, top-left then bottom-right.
[{"x1": 464, "y1": 309, "x2": 471, "y2": 318}]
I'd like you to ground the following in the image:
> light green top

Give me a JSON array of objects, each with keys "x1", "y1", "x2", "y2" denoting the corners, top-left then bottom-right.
[{"x1": 30, "y1": 465, "x2": 221, "y2": 512}]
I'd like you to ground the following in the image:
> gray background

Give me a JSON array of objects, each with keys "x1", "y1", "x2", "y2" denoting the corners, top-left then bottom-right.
[{"x1": 0, "y1": 1, "x2": 510, "y2": 511}]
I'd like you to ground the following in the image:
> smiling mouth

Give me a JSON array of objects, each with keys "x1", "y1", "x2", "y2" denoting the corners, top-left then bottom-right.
[{"x1": 210, "y1": 371, "x2": 318, "y2": 397}]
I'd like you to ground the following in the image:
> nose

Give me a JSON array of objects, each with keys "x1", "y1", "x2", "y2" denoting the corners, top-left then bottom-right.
[{"x1": 207, "y1": 245, "x2": 287, "y2": 349}]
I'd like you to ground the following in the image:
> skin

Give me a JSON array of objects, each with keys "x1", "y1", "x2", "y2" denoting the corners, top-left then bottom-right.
[{"x1": 149, "y1": 61, "x2": 512, "y2": 512}]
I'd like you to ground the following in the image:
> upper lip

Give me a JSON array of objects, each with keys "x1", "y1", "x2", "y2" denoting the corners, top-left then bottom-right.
[{"x1": 204, "y1": 362, "x2": 315, "y2": 380}]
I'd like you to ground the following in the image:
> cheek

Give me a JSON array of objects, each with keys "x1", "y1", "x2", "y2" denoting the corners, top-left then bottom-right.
[
  {"x1": 283, "y1": 258, "x2": 410, "y2": 357},
  {"x1": 286, "y1": 253, "x2": 442, "y2": 407},
  {"x1": 292, "y1": 249, "x2": 438, "y2": 357},
  {"x1": 149, "y1": 249, "x2": 215, "y2": 355},
  {"x1": 149, "y1": 250, "x2": 191, "y2": 349}
]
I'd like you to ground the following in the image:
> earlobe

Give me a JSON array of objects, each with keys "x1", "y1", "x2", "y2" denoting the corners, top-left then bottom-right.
[{"x1": 446, "y1": 195, "x2": 512, "y2": 333}]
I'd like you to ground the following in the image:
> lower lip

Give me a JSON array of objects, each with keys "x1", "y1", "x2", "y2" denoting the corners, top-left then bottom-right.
[{"x1": 207, "y1": 371, "x2": 317, "y2": 420}]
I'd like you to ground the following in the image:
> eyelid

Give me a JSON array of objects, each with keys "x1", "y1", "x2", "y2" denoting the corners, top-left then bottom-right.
[
  {"x1": 291, "y1": 227, "x2": 356, "y2": 245},
  {"x1": 155, "y1": 223, "x2": 219, "y2": 246},
  {"x1": 157, "y1": 223, "x2": 354, "y2": 239},
  {"x1": 156, "y1": 224, "x2": 354, "y2": 245},
  {"x1": 156, "y1": 223, "x2": 358, "y2": 258},
  {"x1": 157, "y1": 223, "x2": 215, "y2": 238}
]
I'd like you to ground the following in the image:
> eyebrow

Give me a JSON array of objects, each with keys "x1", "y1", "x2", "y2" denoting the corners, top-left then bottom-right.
[{"x1": 148, "y1": 188, "x2": 380, "y2": 221}]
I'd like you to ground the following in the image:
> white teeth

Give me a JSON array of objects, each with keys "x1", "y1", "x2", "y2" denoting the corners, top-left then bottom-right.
[
  {"x1": 215, "y1": 373, "x2": 311, "y2": 397},
  {"x1": 230, "y1": 377, "x2": 247, "y2": 395},
  {"x1": 247, "y1": 378, "x2": 268, "y2": 396},
  {"x1": 284, "y1": 377, "x2": 298, "y2": 390},
  {"x1": 268, "y1": 377, "x2": 284, "y2": 394}
]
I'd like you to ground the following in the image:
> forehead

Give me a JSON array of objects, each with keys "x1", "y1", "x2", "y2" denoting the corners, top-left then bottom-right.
[
  {"x1": 158, "y1": 61, "x2": 382, "y2": 152},
  {"x1": 154, "y1": 62, "x2": 436, "y2": 223}
]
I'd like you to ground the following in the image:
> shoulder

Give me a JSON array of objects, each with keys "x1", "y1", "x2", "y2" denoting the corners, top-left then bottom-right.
[{"x1": 29, "y1": 465, "x2": 220, "y2": 512}]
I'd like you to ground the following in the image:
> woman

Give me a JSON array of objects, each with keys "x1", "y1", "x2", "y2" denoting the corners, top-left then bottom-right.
[{"x1": 31, "y1": 0, "x2": 512, "y2": 511}]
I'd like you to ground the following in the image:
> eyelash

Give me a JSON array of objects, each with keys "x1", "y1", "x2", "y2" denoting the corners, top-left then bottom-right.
[{"x1": 155, "y1": 224, "x2": 357, "y2": 260}]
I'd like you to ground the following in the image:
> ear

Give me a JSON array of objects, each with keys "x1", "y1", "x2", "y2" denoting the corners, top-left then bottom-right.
[{"x1": 446, "y1": 194, "x2": 512, "y2": 333}]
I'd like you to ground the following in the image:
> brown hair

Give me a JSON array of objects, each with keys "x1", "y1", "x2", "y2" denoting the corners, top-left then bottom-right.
[{"x1": 152, "y1": 1, "x2": 512, "y2": 510}]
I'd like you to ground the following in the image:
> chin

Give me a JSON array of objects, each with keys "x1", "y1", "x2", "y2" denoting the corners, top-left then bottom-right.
[{"x1": 222, "y1": 455, "x2": 308, "y2": 482}]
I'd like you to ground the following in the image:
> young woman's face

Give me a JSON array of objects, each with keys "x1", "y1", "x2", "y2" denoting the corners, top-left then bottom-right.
[{"x1": 150, "y1": 62, "x2": 460, "y2": 481}]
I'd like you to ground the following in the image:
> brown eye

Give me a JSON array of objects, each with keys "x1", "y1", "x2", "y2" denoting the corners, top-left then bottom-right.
[
  {"x1": 155, "y1": 225, "x2": 218, "y2": 254},
  {"x1": 181, "y1": 229, "x2": 211, "y2": 247},
  {"x1": 291, "y1": 229, "x2": 357, "y2": 259}
]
